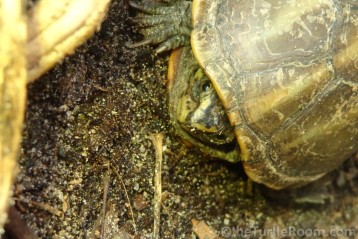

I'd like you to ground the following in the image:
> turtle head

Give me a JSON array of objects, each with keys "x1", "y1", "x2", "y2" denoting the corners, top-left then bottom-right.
[
  {"x1": 168, "y1": 47, "x2": 239, "y2": 162},
  {"x1": 176, "y1": 67, "x2": 235, "y2": 145}
]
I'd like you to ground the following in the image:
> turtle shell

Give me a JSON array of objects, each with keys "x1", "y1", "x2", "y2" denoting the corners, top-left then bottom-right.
[{"x1": 191, "y1": 0, "x2": 358, "y2": 189}]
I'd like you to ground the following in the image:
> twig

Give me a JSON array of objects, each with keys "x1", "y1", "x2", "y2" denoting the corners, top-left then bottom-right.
[
  {"x1": 100, "y1": 173, "x2": 110, "y2": 239},
  {"x1": 112, "y1": 166, "x2": 137, "y2": 234},
  {"x1": 14, "y1": 198, "x2": 62, "y2": 217},
  {"x1": 150, "y1": 133, "x2": 163, "y2": 239}
]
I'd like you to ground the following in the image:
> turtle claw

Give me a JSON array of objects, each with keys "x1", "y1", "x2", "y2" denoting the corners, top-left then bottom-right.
[
  {"x1": 126, "y1": 38, "x2": 153, "y2": 49},
  {"x1": 155, "y1": 35, "x2": 190, "y2": 54},
  {"x1": 129, "y1": 1, "x2": 192, "y2": 52},
  {"x1": 132, "y1": 15, "x2": 175, "y2": 27},
  {"x1": 129, "y1": 1, "x2": 168, "y2": 15}
]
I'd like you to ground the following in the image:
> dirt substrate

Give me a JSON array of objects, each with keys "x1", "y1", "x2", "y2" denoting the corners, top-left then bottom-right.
[{"x1": 7, "y1": 1, "x2": 358, "y2": 238}]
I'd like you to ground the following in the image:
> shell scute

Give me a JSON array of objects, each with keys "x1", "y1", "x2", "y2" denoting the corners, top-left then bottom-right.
[{"x1": 191, "y1": 0, "x2": 358, "y2": 188}]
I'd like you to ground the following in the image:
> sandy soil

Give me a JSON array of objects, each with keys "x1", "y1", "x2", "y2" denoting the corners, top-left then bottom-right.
[{"x1": 9, "y1": 1, "x2": 358, "y2": 238}]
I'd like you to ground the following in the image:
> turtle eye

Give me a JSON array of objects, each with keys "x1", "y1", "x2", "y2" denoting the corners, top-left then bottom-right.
[
  {"x1": 190, "y1": 67, "x2": 213, "y2": 101},
  {"x1": 200, "y1": 80, "x2": 212, "y2": 92},
  {"x1": 192, "y1": 78, "x2": 213, "y2": 101}
]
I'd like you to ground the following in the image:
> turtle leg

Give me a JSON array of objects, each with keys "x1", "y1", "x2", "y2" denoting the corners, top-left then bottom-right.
[{"x1": 128, "y1": 1, "x2": 192, "y2": 53}]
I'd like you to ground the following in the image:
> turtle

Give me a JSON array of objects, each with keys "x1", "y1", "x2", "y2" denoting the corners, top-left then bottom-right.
[{"x1": 129, "y1": 0, "x2": 358, "y2": 189}]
